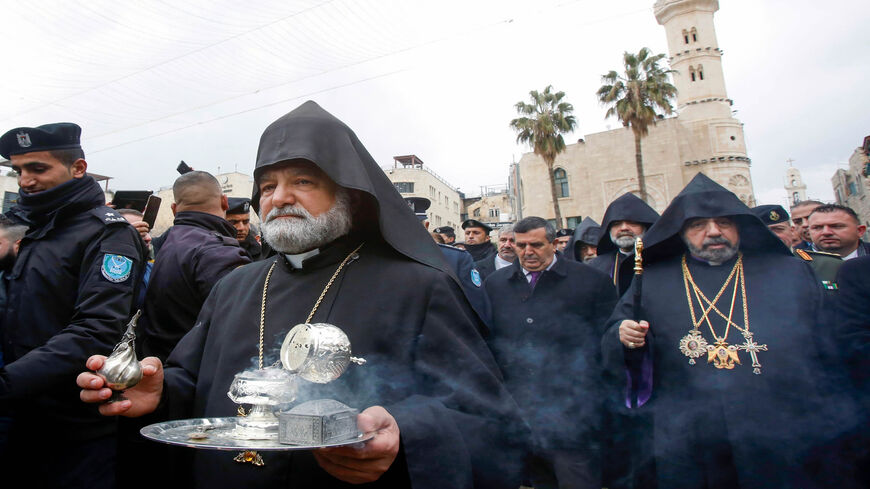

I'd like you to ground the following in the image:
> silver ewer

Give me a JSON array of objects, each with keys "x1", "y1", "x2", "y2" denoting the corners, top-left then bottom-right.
[
  {"x1": 280, "y1": 323, "x2": 366, "y2": 384},
  {"x1": 98, "y1": 310, "x2": 143, "y2": 403}
]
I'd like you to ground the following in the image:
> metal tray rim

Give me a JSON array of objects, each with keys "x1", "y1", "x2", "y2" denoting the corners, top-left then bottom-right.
[{"x1": 140, "y1": 416, "x2": 371, "y2": 451}]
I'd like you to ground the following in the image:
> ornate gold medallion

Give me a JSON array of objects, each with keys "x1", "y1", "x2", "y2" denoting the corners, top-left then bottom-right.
[
  {"x1": 234, "y1": 450, "x2": 264, "y2": 466},
  {"x1": 679, "y1": 331, "x2": 709, "y2": 365},
  {"x1": 706, "y1": 340, "x2": 740, "y2": 369}
]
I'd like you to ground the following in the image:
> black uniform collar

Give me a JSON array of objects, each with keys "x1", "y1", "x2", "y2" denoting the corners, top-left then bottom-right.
[
  {"x1": 12, "y1": 176, "x2": 106, "y2": 238},
  {"x1": 172, "y1": 211, "x2": 237, "y2": 238}
]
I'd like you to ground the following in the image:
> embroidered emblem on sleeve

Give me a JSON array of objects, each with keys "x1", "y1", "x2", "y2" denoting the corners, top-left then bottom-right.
[{"x1": 101, "y1": 254, "x2": 133, "y2": 283}]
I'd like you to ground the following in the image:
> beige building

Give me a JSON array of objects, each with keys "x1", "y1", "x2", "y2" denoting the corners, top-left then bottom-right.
[
  {"x1": 151, "y1": 171, "x2": 257, "y2": 236},
  {"x1": 463, "y1": 185, "x2": 513, "y2": 228},
  {"x1": 516, "y1": 0, "x2": 755, "y2": 225},
  {"x1": 831, "y1": 136, "x2": 870, "y2": 228},
  {"x1": 385, "y1": 155, "x2": 462, "y2": 229}
]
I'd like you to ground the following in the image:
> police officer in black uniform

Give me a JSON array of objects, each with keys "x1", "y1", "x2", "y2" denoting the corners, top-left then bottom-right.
[
  {"x1": 0, "y1": 122, "x2": 145, "y2": 488},
  {"x1": 138, "y1": 172, "x2": 251, "y2": 361},
  {"x1": 226, "y1": 197, "x2": 263, "y2": 261},
  {"x1": 406, "y1": 197, "x2": 492, "y2": 330},
  {"x1": 751, "y1": 204, "x2": 843, "y2": 292}
]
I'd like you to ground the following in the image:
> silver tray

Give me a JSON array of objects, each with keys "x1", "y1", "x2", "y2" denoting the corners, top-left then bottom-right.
[{"x1": 140, "y1": 417, "x2": 373, "y2": 451}]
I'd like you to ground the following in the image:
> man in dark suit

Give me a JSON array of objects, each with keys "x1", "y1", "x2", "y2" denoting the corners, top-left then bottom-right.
[
  {"x1": 483, "y1": 216, "x2": 616, "y2": 489},
  {"x1": 475, "y1": 224, "x2": 516, "y2": 281}
]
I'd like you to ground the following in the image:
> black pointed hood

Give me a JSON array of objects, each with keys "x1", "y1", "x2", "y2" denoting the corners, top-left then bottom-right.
[
  {"x1": 596, "y1": 192, "x2": 660, "y2": 254},
  {"x1": 252, "y1": 100, "x2": 450, "y2": 275},
  {"x1": 565, "y1": 217, "x2": 600, "y2": 261},
  {"x1": 642, "y1": 173, "x2": 791, "y2": 264}
]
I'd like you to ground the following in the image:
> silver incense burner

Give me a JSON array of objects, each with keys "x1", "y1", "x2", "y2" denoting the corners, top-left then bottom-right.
[
  {"x1": 279, "y1": 323, "x2": 366, "y2": 383},
  {"x1": 227, "y1": 367, "x2": 297, "y2": 440},
  {"x1": 98, "y1": 310, "x2": 143, "y2": 403}
]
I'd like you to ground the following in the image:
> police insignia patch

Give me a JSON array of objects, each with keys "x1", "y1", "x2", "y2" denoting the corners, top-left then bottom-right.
[
  {"x1": 101, "y1": 254, "x2": 133, "y2": 283},
  {"x1": 470, "y1": 269, "x2": 482, "y2": 287}
]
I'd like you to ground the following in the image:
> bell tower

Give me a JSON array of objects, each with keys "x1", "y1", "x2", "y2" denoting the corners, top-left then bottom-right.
[
  {"x1": 655, "y1": 0, "x2": 754, "y2": 206},
  {"x1": 654, "y1": 0, "x2": 731, "y2": 122},
  {"x1": 784, "y1": 163, "x2": 807, "y2": 206}
]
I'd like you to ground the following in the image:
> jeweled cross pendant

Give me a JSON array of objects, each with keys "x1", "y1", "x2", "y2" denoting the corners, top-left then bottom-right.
[{"x1": 737, "y1": 331, "x2": 768, "y2": 375}]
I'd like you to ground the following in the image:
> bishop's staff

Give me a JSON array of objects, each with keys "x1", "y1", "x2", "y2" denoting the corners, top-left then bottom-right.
[
  {"x1": 633, "y1": 238, "x2": 643, "y2": 321},
  {"x1": 629, "y1": 238, "x2": 643, "y2": 409}
]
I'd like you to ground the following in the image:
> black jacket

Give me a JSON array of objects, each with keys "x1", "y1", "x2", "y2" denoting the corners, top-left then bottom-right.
[
  {"x1": 484, "y1": 257, "x2": 616, "y2": 449},
  {"x1": 438, "y1": 244, "x2": 491, "y2": 330},
  {"x1": 238, "y1": 232, "x2": 264, "y2": 261},
  {"x1": 0, "y1": 176, "x2": 145, "y2": 442},
  {"x1": 139, "y1": 211, "x2": 250, "y2": 361}
]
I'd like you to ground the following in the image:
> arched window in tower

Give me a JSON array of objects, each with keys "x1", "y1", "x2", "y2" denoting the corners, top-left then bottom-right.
[
  {"x1": 682, "y1": 29, "x2": 689, "y2": 44},
  {"x1": 689, "y1": 65, "x2": 696, "y2": 82},
  {"x1": 793, "y1": 192, "x2": 800, "y2": 205},
  {"x1": 691, "y1": 27, "x2": 698, "y2": 42},
  {"x1": 697, "y1": 64, "x2": 704, "y2": 80},
  {"x1": 554, "y1": 168, "x2": 569, "y2": 198}
]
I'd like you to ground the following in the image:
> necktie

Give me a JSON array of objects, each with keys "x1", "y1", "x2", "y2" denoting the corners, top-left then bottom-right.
[{"x1": 528, "y1": 270, "x2": 542, "y2": 289}]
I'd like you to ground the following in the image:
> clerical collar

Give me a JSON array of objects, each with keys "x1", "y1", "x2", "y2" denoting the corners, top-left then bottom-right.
[
  {"x1": 619, "y1": 247, "x2": 633, "y2": 256},
  {"x1": 284, "y1": 248, "x2": 320, "y2": 269}
]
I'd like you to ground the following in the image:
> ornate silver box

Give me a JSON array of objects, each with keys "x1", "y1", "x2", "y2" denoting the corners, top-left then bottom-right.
[{"x1": 278, "y1": 399, "x2": 359, "y2": 445}]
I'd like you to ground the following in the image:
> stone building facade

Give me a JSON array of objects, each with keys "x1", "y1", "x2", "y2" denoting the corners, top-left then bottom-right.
[
  {"x1": 463, "y1": 186, "x2": 513, "y2": 229},
  {"x1": 384, "y1": 155, "x2": 462, "y2": 229},
  {"x1": 516, "y1": 0, "x2": 755, "y2": 225},
  {"x1": 832, "y1": 136, "x2": 870, "y2": 228}
]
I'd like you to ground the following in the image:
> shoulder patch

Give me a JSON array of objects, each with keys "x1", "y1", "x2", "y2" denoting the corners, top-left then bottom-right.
[
  {"x1": 101, "y1": 254, "x2": 133, "y2": 283},
  {"x1": 470, "y1": 268, "x2": 482, "y2": 287},
  {"x1": 795, "y1": 249, "x2": 812, "y2": 261}
]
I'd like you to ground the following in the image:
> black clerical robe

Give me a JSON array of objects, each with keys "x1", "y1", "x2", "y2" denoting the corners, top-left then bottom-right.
[
  {"x1": 602, "y1": 252, "x2": 860, "y2": 489},
  {"x1": 161, "y1": 237, "x2": 526, "y2": 489},
  {"x1": 587, "y1": 249, "x2": 635, "y2": 297}
]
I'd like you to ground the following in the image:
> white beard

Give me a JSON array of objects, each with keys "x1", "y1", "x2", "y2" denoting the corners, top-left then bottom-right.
[{"x1": 260, "y1": 189, "x2": 353, "y2": 254}]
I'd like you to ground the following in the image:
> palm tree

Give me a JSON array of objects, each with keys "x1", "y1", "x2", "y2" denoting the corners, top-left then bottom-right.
[
  {"x1": 597, "y1": 47, "x2": 677, "y2": 204},
  {"x1": 510, "y1": 85, "x2": 576, "y2": 230}
]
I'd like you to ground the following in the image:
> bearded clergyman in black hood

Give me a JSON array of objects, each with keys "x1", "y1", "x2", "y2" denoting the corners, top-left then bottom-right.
[
  {"x1": 602, "y1": 173, "x2": 863, "y2": 489},
  {"x1": 587, "y1": 193, "x2": 659, "y2": 297},
  {"x1": 78, "y1": 101, "x2": 528, "y2": 488}
]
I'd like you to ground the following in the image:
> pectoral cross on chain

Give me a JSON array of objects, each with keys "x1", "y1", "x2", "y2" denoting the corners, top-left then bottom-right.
[{"x1": 737, "y1": 331, "x2": 768, "y2": 375}]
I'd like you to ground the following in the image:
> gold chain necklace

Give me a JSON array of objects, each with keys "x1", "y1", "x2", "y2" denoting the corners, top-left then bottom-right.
[
  {"x1": 234, "y1": 242, "x2": 364, "y2": 466},
  {"x1": 678, "y1": 253, "x2": 768, "y2": 374}
]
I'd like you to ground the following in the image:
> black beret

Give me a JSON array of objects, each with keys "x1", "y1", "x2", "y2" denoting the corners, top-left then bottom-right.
[
  {"x1": 0, "y1": 122, "x2": 82, "y2": 159},
  {"x1": 751, "y1": 204, "x2": 790, "y2": 225},
  {"x1": 227, "y1": 197, "x2": 251, "y2": 214},
  {"x1": 461, "y1": 219, "x2": 493, "y2": 233},
  {"x1": 556, "y1": 228, "x2": 574, "y2": 238},
  {"x1": 433, "y1": 226, "x2": 455, "y2": 237}
]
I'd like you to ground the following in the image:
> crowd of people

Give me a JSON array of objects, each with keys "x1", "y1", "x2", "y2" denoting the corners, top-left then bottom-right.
[{"x1": 0, "y1": 102, "x2": 867, "y2": 489}]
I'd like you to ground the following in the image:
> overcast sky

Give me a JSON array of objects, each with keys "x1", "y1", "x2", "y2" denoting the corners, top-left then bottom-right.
[{"x1": 2, "y1": 0, "x2": 868, "y2": 208}]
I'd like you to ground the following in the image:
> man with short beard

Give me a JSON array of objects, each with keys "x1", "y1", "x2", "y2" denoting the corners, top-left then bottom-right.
[
  {"x1": 587, "y1": 193, "x2": 659, "y2": 297},
  {"x1": 604, "y1": 173, "x2": 861, "y2": 489},
  {"x1": 475, "y1": 225, "x2": 516, "y2": 281},
  {"x1": 78, "y1": 101, "x2": 527, "y2": 489}
]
